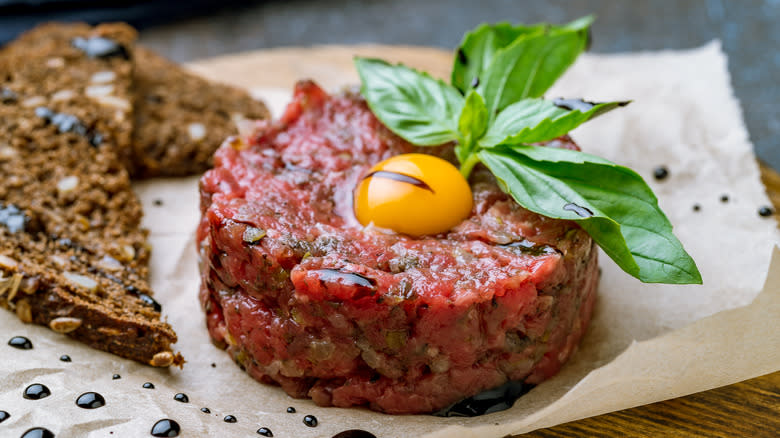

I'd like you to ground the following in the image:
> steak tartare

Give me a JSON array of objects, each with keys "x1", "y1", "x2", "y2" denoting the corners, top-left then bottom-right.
[{"x1": 197, "y1": 81, "x2": 599, "y2": 414}]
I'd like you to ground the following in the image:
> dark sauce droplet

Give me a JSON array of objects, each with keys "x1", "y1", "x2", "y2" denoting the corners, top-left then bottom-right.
[
  {"x1": 316, "y1": 269, "x2": 377, "y2": 290},
  {"x1": 363, "y1": 170, "x2": 434, "y2": 193},
  {"x1": 76, "y1": 392, "x2": 106, "y2": 409},
  {"x1": 499, "y1": 239, "x2": 558, "y2": 256},
  {"x1": 112, "y1": 374, "x2": 121, "y2": 380},
  {"x1": 151, "y1": 419, "x2": 180, "y2": 437},
  {"x1": 59, "y1": 355, "x2": 71, "y2": 362},
  {"x1": 23, "y1": 384, "x2": 51, "y2": 400},
  {"x1": 21, "y1": 427, "x2": 55, "y2": 438},
  {"x1": 758, "y1": 206, "x2": 773, "y2": 217},
  {"x1": 563, "y1": 202, "x2": 593, "y2": 218},
  {"x1": 693, "y1": 204, "x2": 701, "y2": 212},
  {"x1": 257, "y1": 427, "x2": 274, "y2": 437},
  {"x1": 200, "y1": 407, "x2": 210, "y2": 414},
  {"x1": 173, "y1": 393, "x2": 189, "y2": 403},
  {"x1": 433, "y1": 381, "x2": 534, "y2": 417},
  {"x1": 332, "y1": 430, "x2": 378, "y2": 438},
  {"x1": 138, "y1": 294, "x2": 162, "y2": 312},
  {"x1": 142, "y1": 382, "x2": 155, "y2": 389},
  {"x1": 553, "y1": 97, "x2": 630, "y2": 113},
  {"x1": 303, "y1": 415, "x2": 318, "y2": 427},
  {"x1": 720, "y1": 194, "x2": 729, "y2": 203},
  {"x1": 553, "y1": 98, "x2": 596, "y2": 112},
  {"x1": 210, "y1": 363, "x2": 217, "y2": 368},
  {"x1": 457, "y1": 48, "x2": 468, "y2": 65},
  {"x1": 153, "y1": 199, "x2": 164, "y2": 207},
  {"x1": 286, "y1": 406, "x2": 296, "y2": 413},
  {"x1": 0, "y1": 410, "x2": 10, "y2": 423},
  {"x1": 585, "y1": 27, "x2": 593, "y2": 51},
  {"x1": 223, "y1": 415, "x2": 237, "y2": 423},
  {"x1": 8, "y1": 336, "x2": 33, "y2": 350},
  {"x1": 653, "y1": 165, "x2": 669, "y2": 180}
]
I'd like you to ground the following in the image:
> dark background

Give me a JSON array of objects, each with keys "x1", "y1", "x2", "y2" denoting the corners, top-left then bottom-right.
[{"x1": 2, "y1": 0, "x2": 778, "y2": 170}]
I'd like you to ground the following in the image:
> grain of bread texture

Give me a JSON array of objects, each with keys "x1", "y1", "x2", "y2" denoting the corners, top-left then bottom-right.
[
  {"x1": 0, "y1": 23, "x2": 182, "y2": 367},
  {"x1": 130, "y1": 46, "x2": 271, "y2": 178}
]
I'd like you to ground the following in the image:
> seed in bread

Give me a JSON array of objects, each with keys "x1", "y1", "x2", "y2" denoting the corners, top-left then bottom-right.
[{"x1": 0, "y1": 23, "x2": 182, "y2": 367}]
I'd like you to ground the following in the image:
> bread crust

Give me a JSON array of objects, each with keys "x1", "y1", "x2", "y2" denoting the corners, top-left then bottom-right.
[{"x1": 0, "y1": 22, "x2": 181, "y2": 367}]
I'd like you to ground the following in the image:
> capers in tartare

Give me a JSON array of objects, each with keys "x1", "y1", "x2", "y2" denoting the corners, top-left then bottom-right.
[{"x1": 354, "y1": 153, "x2": 473, "y2": 236}]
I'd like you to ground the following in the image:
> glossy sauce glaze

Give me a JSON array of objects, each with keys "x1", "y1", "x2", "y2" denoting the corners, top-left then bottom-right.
[
  {"x1": 8, "y1": 336, "x2": 32, "y2": 350},
  {"x1": 20, "y1": 427, "x2": 55, "y2": 438},
  {"x1": 302, "y1": 415, "x2": 318, "y2": 427},
  {"x1": 23, "y1": 384, "x2": 51, "y2": 400},
  {"x1": 75, "y1": 392, "x2": 105, "y2": 409},
  {"x1": 331, "y1": 430, "x2": 378, "y2": 438},
  {"x1": 256, "y1": 427, "x2": 273, "y2": 436},
  {"x1": 433, "y1": 380, "x2": 534, "y2": 417},
  {"x1": 150, "y1": 419, "x2": 180, "y2": 437}
]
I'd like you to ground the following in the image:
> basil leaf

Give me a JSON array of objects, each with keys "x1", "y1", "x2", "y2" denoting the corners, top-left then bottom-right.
[
  {"x1": 455, "y1": 90, "x2": 489, "y2": 163},
  {"x1": 477, "y1": 17, "x2": 592, "y2": 118},
  {"x1": 479, "y1": 98, "x2": 629, "y2": 147},
  {"x1": 478, "y1": 146, "x2": 702, "y2": 284},
  {"x1": 558, "y1": 15, "x2": 597, "y2": 33},
  {"x1": 355, "y1": 57, "x2": 464, "y2": 145},
  {"x1": 451, "y1": 22, "x2": 546, "y2": 93}
]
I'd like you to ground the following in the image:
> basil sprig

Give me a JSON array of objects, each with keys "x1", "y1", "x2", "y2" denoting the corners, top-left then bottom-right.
[
  {"x1": 479, "y1": 146, "x2": 700, "y2": 284},
  {"x1": 354, "y1": 17, "x2": 702, "y2": 284}
]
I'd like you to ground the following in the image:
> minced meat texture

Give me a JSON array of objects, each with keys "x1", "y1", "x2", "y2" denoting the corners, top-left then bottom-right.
[{"x1": 198, "y1": 80, "x2": 598, "y2": 414}]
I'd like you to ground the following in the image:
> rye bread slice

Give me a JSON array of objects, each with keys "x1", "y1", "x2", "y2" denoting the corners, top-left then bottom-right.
[
  {"x1": 0, "y1": 23, "x2": 182, "y2": 367},
  {"x1": 130, "y1": 46, "x2": 270, "y2": 178},
  {"x1": 7, "y1": 23, "x2": 271, "y2": 178}
]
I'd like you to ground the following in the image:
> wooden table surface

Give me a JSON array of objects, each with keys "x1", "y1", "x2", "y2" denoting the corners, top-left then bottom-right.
[{"x1": 525, "y1": 163, "x2": 780, "y2": 437}]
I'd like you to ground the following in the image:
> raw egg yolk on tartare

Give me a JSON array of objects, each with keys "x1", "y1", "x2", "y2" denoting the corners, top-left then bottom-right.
[{"x1": 354, "y1": 153, "x2": 473, "y2": 236}]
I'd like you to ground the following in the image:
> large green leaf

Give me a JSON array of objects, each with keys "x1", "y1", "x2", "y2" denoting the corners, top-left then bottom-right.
[
  {"x1": 478, "y1": 146, "x2": 702, "y2": 284},
  {"x1": 355, "y1": 57, "x2": 464, "y2": 145},
  {"x1": 451, "y1": 22, "x2": 546, "y2": 94},
  {"x1": 480, "y1": 98, "x2": 628, "y2": 147},
  {"x1": 476, "y1": 17, "x2": 592, "y2": 118}
]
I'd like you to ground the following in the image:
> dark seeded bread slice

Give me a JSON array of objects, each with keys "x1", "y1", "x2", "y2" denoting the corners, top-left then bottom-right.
[
  {"x1": 2, "y1": 22, "x2": 138, "y2": 166},
  {"x1": 0, "y1": 23, "x2": 182, "y2": 367},
  {"x1": 130, "y1": 46, "x2": 271, "y2": 178},
  {"x1": 7, "y1": 24, "x2": 271, "y2": 178}
]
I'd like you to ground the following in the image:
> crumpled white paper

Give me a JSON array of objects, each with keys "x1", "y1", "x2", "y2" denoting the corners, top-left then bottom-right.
[{"x1": 0, "y1": 42, "x2": 778, "y2": 438}]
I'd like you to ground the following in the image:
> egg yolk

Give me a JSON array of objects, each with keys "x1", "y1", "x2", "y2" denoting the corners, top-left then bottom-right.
[{"x1": 354, "y1": 153, "x2": 473, "y2": 236}]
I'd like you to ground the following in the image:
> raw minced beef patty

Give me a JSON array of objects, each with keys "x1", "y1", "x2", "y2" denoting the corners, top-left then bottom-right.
[{"x1": 197, "y1": 80, "x2": 599, "y2": 414}]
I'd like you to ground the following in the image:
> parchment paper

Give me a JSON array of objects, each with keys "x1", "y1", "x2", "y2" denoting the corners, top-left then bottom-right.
[{"x1": 1, "y1": 42, "x2": 778, "y2": 438}]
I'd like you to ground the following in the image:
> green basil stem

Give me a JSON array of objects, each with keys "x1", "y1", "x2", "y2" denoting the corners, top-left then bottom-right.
[
  {"x1": 460, "y1": 153, "x2": 481, "y2": 179},
  {"x1": 352, "y1": 18, "x2": 702, "y2": 284}
]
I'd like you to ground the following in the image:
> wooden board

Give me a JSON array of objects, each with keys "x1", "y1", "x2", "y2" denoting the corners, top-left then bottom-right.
[{"x1": 189, "y1": 46, "x2": 780, "y2": 437}]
